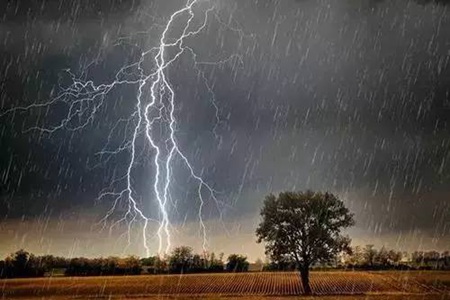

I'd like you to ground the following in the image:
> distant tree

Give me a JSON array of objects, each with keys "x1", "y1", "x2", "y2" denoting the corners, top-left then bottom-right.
[
  {"x1": 412, "y1": 251, "x2": 425, "y2": 266},
  {"x1": 0, "y1": 260, "x2": 7, "y2": 278},
  {"x1": 190, "y1": 254, "x2": 204, "y2": 272},
  {"x1": 37, "y1": 255, "x2": 69, "y2": 273},
  {"x1": 140, "y1": 256, "x2": 163, "y2": 274},
  {"x1": 64, "y1": 256, "x2": 141, "y2": 276},
  {"x1": 375, "y1": 247, "x2": 390, "y2": 266},
  {"x1": 263, "y1": 254, "x2": 296, "y2": 271},
  {"x1": 140, "y1": 256, "x2": 157, "y2": 266},
  {"x1": 65, "y1": 257, "x2": 90, "y2": 276},
  {"x1": 254, "y1": 258, "x2": 264, "y2": 271},
  {"x1": 226, "y1": 254, "x2": 249, "y2": 272},
  {"x1": 154, "y1": 256, "x2": 168, "y2": 273},
  {"x1": 341, "y1": 245, "x2": 408, "y2": 270},
  {"x1": 424, "y1": 251, "x2": 441, "y2": 269},
  {"x1": 363, "y1": 245, "x2": 377, "y2": 267},
  {"x1": 3, "y1": 249, "x2": 44, "y2": 278},
  {"x1": 440, "y1": 251, "x2": 450, "y2": 270},
  {"x1": 11, "y1": 249, "x2": 30, "y2": 277},
  {"x1": 256, "y1": 191, "x2": 354, "y2": 295},
  {"x1": 120, "y1": 256, "x2": 142, "y2": 274},
  {"x1": 169, "y1": 246, "x2": 194, "y2": 273},
  {"x1": 345, "y1": 245, "x2": 365, "y2": 267},
  {"x1": 205, "y1": 252, "x2": 224, "y2": 272},
  {"x1": 409, "y1": 251, "x2": 446, "y2": 270},
  {"x1": 387, "y1": 250, "x2": 402, "y2": 266},
  {"x1": 103, "y1": 257, "x2": 119, "y2": 274}
]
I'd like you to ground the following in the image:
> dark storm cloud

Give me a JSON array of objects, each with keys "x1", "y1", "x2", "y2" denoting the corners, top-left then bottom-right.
[
  {"x1": 0, "y1": 0, "x2": 143, "y2": 218},
  {"x1": 0, "y1": 0, "x2": 141, "y2": 55},
  {"x1": 0, "y1": 0, "x2": 139, "y2": 20},
  {"x1": 0, "y1": 0, "x2": 449, "y2": 253},
  {"x1": 198, "y1": 0, "x2": 450, "y2": 237}
]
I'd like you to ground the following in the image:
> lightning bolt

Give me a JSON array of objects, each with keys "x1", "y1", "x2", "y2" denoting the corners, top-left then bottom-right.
[{"x1": 1, "y1": 0, "x2": 249, "y2": 257}]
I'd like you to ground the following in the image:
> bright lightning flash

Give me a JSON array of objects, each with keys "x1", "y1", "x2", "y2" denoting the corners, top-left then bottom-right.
[{"x1": 1, "y1": 0, "x2": 247, "y2": 256}]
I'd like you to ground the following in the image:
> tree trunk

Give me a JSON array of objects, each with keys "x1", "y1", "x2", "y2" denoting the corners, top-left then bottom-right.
[{"x1": 300, "y1": 267, "x2": 312, "y2": 295}]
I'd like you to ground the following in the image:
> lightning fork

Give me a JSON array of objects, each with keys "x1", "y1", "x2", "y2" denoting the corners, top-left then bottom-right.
[{"x1": 1, "y1": 0, "x2": 249, "y2": 256}]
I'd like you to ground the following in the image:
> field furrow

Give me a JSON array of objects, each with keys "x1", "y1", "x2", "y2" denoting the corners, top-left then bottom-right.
[{"x1": 1, "y1": 271, "x2": 448, "y2": 298}]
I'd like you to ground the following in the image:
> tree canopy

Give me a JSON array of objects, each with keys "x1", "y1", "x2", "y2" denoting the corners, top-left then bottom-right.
[
  {"x1": 256, "y1": 191, "x2": 355, "y2": 294},
  {"x1": 226, "y1": 254, "x2": 249, "y2": 272}
]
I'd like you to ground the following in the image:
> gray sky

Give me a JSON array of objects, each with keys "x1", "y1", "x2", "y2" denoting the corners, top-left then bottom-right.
[{"x1": 0, "y1": 0, "x2": 449, "y2": 259}]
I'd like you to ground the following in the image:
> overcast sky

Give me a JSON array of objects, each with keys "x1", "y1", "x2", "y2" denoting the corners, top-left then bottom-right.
[{"x1": 1, "y1": 0, "x2": 449, "y2": 259}]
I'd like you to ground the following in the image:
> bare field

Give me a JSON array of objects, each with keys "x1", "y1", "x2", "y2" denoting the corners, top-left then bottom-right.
[
  {"x1": 2, "y1": 296, "x2": 447, "y2": 300},
  {"x1": 1, "y1": 271, "x2": 449, "y2": 299}
]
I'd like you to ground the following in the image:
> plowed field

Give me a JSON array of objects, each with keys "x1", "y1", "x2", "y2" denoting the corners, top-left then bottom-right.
[{"x1": 1, "y1": 271, "x2": 449, "y2": 298}]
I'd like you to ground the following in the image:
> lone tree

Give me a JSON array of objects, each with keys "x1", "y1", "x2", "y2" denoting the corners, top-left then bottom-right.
[{"x1": 256, "y1": 191, "x2": 354, "y2": 295}]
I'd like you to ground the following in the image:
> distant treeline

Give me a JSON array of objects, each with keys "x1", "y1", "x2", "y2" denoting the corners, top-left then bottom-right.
[
  {"x1": 2, "y1": 245, "x2": 450, "y2": 279},
  {"x1": 264, "y1": 245, "x2": 450, "y2": 271},
  {"x1": 0, "y1": 247, "x2": 249, "y2": 279}
]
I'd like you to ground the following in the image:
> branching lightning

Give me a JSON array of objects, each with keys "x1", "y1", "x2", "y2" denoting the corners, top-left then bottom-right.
[{"x1": 1, "y1": 0, "x2": 249, "y2": 256}]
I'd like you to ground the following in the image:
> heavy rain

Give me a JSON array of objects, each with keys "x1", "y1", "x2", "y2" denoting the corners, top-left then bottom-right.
[{"x1": 0, "y1": 0, "x2": 449, "y2": 299}]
